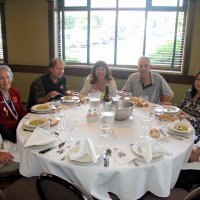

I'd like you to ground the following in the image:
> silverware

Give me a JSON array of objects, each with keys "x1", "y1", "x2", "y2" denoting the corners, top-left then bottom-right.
[
  {"x1": 39, "y1": 142, "x2": 65, "y2": 154},
  {"x1": 61, "y1": 152, "x2": 69, "y2": 161},
  {"x1": 104, "y1": 149, "x2": 112, "y2": 167},
  {"x1": 23, "y1": 129, "x2": 33, "y2": 132},
  {"x1": 60, "y1": 140, "x2": 81, "y2": 161},
  {"x1": 133, "y1": 160, "x2": 139, "y2": 167},
  {"x1": 104, "y1": 152, "x2": 108, "y2": 167}
]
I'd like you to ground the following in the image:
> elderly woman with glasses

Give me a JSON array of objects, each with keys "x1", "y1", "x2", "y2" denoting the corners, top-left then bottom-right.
[{"x1": 0, "y1": 65, "x2": 26, "y2": 143}]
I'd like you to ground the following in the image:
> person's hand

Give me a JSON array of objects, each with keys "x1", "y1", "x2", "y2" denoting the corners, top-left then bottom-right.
[
  {"x1": 189, "y1": 148, "x2": 200, "y2": 162},
  {"x1": 178, "y1": 109, "x2": 189, "y2": 120},
  {"x1": 48, "y1": 91, "x2": 61, "y2": 99},
  {"x1": 0, "y1": 152, "x2": 14, "y2": 165}
]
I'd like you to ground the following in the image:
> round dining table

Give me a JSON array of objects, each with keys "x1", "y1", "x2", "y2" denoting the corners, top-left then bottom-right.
[{"x1": 17, "y1": 102, "x2": 194, "y2": 200}]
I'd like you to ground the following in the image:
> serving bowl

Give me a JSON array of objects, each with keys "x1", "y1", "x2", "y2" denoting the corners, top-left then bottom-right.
[{"x1": 113, "y1": 100, "x2": 135, "y2": 121}]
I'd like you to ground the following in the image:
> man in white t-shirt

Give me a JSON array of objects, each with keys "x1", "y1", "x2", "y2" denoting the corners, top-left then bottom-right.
[{"x1": 123, "y1": 56, "x2": 174, "y2": 104}]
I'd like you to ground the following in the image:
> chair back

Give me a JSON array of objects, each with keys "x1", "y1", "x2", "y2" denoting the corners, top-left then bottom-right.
[
  {"x1": 184, "y1": 187, "x2": 200, "y2": 200},
  {"x1": 36, "y1": 172, "x2": 94, "y2": 200},
  {"x1": 0, "y1": 189, "x2": 6, "y2": 200}
]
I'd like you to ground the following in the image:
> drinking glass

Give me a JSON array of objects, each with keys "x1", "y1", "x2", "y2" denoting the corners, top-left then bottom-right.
[
  {"x1": 140, "y1": 95, "x2": 149, "y2": 107},
  {"x1": 154, "y1": 105, "x2": 164, "y2": 117},
  {"x1": 59, "y1": 119, "x2": 75, "y2": 143},
  {"x1": 124, "y1": 92, "x2": 132, "y2": 101},
  {"x1": 88, "y1": 91, "x2": 102, "y2": 112},
  {"x1": 100, "y1": 104, "x2": 116, "y2": 130},
  {"x1": 140, "y1": 118, "x2": 152, "y2": 139},
  {"x1": 72, "y1": 91, "x2": 80, "y2": 109},
  {"x1": 99, "y1": 124, "x2": 112, "y2": 151}
]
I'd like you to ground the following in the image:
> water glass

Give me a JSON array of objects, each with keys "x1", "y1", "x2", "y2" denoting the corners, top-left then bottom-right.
[
  {"x1": 99, "y1": 124, "x2": 112, "y2": 150},
  {"x1": 88, "y1": 91, "x2": 102, "y2": 112},
  {"x1": 100, "y1": 104, "x2": 116, "y2": 129},
  {"x1": 124, "y1": 92, "x2": 132, "y2": 101},
  {"x1": 140, "y1": 118, "x2": 152, "y2": 139},
  {"x1": 154, "y1": 105, "x2": 164, "y2": 116},
  {"x1": 72, "y1": 91, "x2": 80, "y2": 109},
  {"x1": 140, "y1": 95, "x2": 149, "y2": 106}
]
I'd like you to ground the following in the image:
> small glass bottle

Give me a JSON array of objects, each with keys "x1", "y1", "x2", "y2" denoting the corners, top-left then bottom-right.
[{"x1": 103, "y1": 84, "x2": 110, "y2": 102}]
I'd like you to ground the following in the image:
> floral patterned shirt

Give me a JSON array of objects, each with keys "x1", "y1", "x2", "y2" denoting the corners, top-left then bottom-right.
[{"x1": 179, "y1": 89, "x2": 200, "y2": 142}]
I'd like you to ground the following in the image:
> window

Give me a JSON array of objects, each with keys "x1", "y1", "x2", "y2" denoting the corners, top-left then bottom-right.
[
  {"x1": 0, "y1": 1, "x2": 7, "y2": 64},
  {"x1": 55, "y1": 0, "x2": 189, "y2": 71}
]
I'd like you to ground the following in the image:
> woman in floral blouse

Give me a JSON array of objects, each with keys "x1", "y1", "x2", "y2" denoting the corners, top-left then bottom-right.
[
  {"x1": 175, "y1": 70, "x2": 200, "y2": 191},
  {"x1": 179, "y1": 70, "x2": 200, "y2": 143}
]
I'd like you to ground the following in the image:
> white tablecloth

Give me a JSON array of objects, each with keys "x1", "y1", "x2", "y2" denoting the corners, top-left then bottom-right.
[{"x1": 17, "y1": 105, "x2": 194, "y2": 200}]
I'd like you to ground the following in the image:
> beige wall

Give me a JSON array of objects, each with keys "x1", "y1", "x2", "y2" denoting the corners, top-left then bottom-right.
[{"x1": 5, "y1": 0, "x2": 200, "y2": 105}]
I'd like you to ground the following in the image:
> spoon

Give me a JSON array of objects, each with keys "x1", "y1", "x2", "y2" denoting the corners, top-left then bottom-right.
[{"x1": 106, "y1": 149, "x2": 112, "y2": 167}]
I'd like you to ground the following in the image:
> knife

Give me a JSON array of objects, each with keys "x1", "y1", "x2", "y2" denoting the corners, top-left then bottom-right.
[
  {"x1": 39, "y1": 142, "x2": 65, "y2": 154},
  {"x1": 104, "y1": 152, "x2": 108, "y2": 167}
]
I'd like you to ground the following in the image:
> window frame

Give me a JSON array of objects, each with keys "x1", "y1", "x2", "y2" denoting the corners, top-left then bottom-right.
[
  {"x1": 48, "y1": 0, "x2": 195, "y2": 84},
  {"x1": 0, "y1": 0, "x2": 7, "y2": 64}
]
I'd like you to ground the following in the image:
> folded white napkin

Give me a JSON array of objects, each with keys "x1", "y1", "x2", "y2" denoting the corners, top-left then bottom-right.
[
  {"x1": 24, "y1": 127, "x2": 56, "y2": 147},
  {"x1": 69, "y1": 138, "x2": 98, "y2": 163},
  {"x1": 133, "y1": 138, "x2": 168, "y2": 164}
]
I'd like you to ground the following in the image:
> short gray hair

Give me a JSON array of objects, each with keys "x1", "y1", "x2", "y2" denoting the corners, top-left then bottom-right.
[
  {"x1": 138, "y1": 56, "x2": 150, "y2": 64},
  {"x1": 0, "y1": 65, "x2": 13, "y2": 80}
]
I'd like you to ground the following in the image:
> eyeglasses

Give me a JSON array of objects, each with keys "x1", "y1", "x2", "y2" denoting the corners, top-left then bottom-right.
[{"x1": 0, "y1": 76, "x2": 12, "y2": 81}]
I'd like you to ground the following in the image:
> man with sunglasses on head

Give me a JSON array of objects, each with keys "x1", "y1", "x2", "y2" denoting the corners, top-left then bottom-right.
[{"x1": 123, "y1": 56, "x2": 174, "y2": 104}]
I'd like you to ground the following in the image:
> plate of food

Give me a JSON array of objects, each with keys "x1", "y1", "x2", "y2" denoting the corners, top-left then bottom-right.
[
  {"x1": 159, "y1": 114, "x2": 179, "y2": 122},
  {"x1": 61, "y1": 96, "x2": 80, "y2": 104},
  {"x1": 168, "y1": 122, "x2": 192, "y2": 134},
  {"x1": 24, "y1": 117, "x2": 49, "y2": 129},
  {"x1": 31, "y1": 104, "x2": 52, "y2": 113},
  {"x1": 131, "y1": 97, "x2": 149, "y2": 107},
  {"x1": 68, "y1": 146, "x2": 102, "y2": 165},
  {"x1": 163, "y1": 106, "x2": 179, "y2": 115}
]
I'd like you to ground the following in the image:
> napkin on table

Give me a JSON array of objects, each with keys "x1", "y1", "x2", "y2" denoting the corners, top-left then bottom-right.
[
  {"x1": 24, "y1": 127, "x2": 56, "y2": 147},
  {"x1": 134, "y1": 138, "x2": 168, "y2": 164},
  {"x1": 69, "y1": 138, "x2": 98, "y2": 163}
]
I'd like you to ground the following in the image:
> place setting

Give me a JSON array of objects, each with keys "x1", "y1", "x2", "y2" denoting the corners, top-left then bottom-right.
[
  {"x1": 63, "y1": 138, "x2": 103, "y2": 165},
  {"x1": 30, "y1": 103, "x2": 54, "y2": 114},
  {"x1": 167, "y1": 120, "x2": 194, "y2": 139},
  {"x1": 130, "y1": 138, "x2": 172, "y2": 164},
  {"x1": 24, "y1": 127, "x2": 57, "y2": 149},
  {"x1": 23, "y1": 117, "x2": 50, "y2": 132}
]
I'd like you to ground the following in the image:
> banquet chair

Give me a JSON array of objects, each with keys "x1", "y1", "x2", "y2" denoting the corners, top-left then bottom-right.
[
  {"x1": 184, "y1": 186, "x2": 200, "y2": 200},
  {"x1": 36, "y1": 172, "x2": 94, "y2": 200},
  {"x1": 2, "y1": 176, "x2": 40, "y2": 200},
  {"x1": 0, "y1": 189, "x2": 6, "y2": 200}
]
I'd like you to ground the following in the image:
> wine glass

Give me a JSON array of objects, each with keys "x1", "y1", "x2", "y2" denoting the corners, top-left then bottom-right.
[
  {"x1": 99, "y1": 124, "x2": 112, "y2": 151},
  {"x1": 140, "y1": 95, "x2": 149, "y2": 107},
  {"x1": 140, "y1": 118, "x2": 152, "y2": 139},
  {"x1": 72, "y1": 91, "x2": 80, "y2": 109},
  {"x1": 124, "y1": 92, "x2": 132, "y2": 101}
]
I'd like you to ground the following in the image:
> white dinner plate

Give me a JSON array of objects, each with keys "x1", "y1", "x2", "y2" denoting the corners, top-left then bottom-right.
[
  {"x1": 68, "y1": 146, "x2": 102, "y2": 165},
  {"x1": 163, "y1": 106, "x2": 179, "y2": 115},
  {"x1": 168, "y1": 122, "x2": 192, "y2": 134},
  {"x1": 24, "y1": 117, "x2": 49, "y2": 129},
  {"x1": 61, "y1": 96, "x2": 80, "y2": 105},
  {"x1": 31, "y1": 104, "x2": 53, "y2": 113}
]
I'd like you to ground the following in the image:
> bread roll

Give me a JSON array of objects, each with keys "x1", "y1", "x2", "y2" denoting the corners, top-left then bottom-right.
[
  {"x1": 50, "y1": 118, "x2": 59, "y2": 126},
  {"x1": 150, "y1": 128, "x2": 160, "y2": 138}
]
